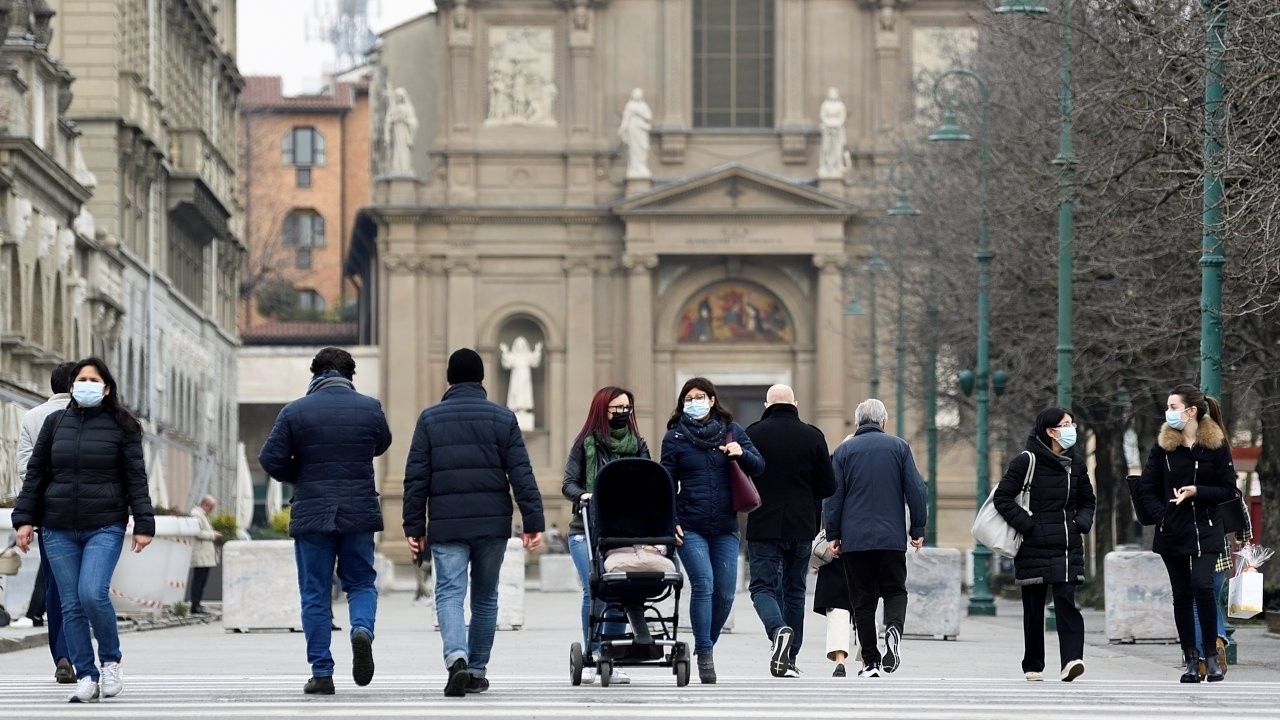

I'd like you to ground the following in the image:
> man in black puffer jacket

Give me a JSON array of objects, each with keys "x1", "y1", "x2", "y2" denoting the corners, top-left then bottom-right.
[
  {"x1": 403, "y1": 348, "x2": 544, "y2": 698},
  {"x1": 259, "y1": 347, "x2": 392, "y2": 696}
]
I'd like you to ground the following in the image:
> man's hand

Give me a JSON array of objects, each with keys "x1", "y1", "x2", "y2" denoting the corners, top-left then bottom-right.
[
  {"x1": 131, "y1": 534, "x2": 153, "y2": 553},
  {"x1": 521, "y1": 531, "x2": 542, "y2": 551},
  {"x1": 407, "y1": 536, "x2": 426, "y2": 555},
  {"x1": 675, "y1": 524, "x2": 684, "y2": 547},
  {"x1": 15, "y1": 525, "x2": 33, "y2": 553},
  {"x1": 829, "y1": 538, "x2": 841, "y2": 558},
  {"x1": 910, "y1": 537, "x2": 925, "y2": 552}
]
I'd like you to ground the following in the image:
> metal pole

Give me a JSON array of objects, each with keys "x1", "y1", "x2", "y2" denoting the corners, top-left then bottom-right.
[
  {"x1": 970, "y1": 81, "x2": 996, "y2": 616},
  {"x1": 1055, "y1": 0, "x2": 1076, "y2": 410},
  {"x1": 895, "y1": 239, "x2": 907, "y2": 438},
  {"x1": 868, "y1": 256, "x2": 882, "y2": 400},
  {"x1": 925, "y1": 249, "x2": 939, "y2": 547}
]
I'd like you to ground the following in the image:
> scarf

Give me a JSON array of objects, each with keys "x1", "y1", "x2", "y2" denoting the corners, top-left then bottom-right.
[
  {"x1": 675, "y1": 414, "x2": 727, "y2": 450},
  {"x1": 307, "y1": 370, "x2": 354, "y2": 395},
  {"x1": 583, "y1": 427, "x2": 640, "y2": 492}
]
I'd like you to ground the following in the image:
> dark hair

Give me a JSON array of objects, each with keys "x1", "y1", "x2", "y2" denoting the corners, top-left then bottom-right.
[
  {"x1": 666, "y1": 376, "x2": 733, "y2": 429},
  {"x1": 50, "y1": 361, "x2": 78, "y2": 395},
  {"x1": 1032, "y1": 407, "x2": 1071, "y2": 449},
  {"x1": 72, "y1": 357, "x2": 141, "y2": 436},
  {"x1": 1170, "y1": 383, "x2": 1224, "y2": 428},
  {"x1": 574, "y1": 386, "x2": 637, "y2": 445},
  {"x1": 310, "y1": 347, "x2": 356, "y2": 379}
]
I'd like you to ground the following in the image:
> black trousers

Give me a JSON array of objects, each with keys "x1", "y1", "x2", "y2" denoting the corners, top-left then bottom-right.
[
  {"x1": 190, "y1": 567, "x2": 212, "y2": 610},
  {"x1": 840, "y1": 550, "x2": 907, "y2": 666},
  {"x1": 26, "y1": 559, "x2": 47, "y2": 620},
  {"x1": 1020, "y1": 583, "x2": 1084, "y2": 673},
  {"x1": 1161, "y1": 553, "x2": 1219, "y2": 655}
]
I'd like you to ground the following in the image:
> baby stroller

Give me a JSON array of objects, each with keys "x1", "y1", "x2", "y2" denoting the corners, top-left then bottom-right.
[{"x1": 569, "y1": 457, "x2": 689, "y2": 687}]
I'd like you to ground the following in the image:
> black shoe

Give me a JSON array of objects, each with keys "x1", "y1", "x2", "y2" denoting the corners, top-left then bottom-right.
[
  {"x1": 465, "y1": 675, "x2": 490, "y2": 694},
  {"x1": 770, "y1": 626, "x2": 794, "y2": 677},
  {"x1": 697, "y1": 653, "x2": 716, "y2": 684},
  {"x1": 190, "y1": 606, "x2": 208, "y2": 615},
  {"x1": 1180, "y1": 649, "x2": 1201, "y2": 684},
  {"x1": 444, "y1": 659, "x2": 470, "y2": 697},
  {"x1": 351, "y1": 628, "x2": 375, "y2": 687},
  {"x1": 1206, "y1": 654, "x2": 1224, "y2": 683},
  {"x1": 304, "y1": 676, "x2": 335, "y2": 695},
  {"x1": 882, "y1": 625, "x2": 902, "y2": 673},
  {"x1": 833, "y1": 663, "x2": 846, "y2": 678},
  {"x1": 54, "y1": 658, "x2": 76, "y2": 684}
]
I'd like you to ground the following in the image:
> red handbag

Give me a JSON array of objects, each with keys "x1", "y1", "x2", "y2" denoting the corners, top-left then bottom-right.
[{"x1": 725, "y1": 430, "x2": 761, "y2": 513}]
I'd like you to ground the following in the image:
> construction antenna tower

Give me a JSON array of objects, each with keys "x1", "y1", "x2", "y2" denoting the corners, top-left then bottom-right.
[{"x1": 308, "y1": 0, "x2": 380, "y2": 73}]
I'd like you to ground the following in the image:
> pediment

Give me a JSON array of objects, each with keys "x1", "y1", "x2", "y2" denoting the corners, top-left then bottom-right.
[{"x1": 612, "y1": 163, "x2": 857, "y2": 217}]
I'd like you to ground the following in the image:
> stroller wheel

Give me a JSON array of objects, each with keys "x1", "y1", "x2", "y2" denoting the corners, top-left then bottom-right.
[
  {"x1": 570, "y1": 642, "x2": 584, "y2": 686},
  {"x1": 675, "y1": 659, "x2": 690, "y2": 687},
  {"x1": 598, "y1": 660, "x2": 612, "y2": 688}
]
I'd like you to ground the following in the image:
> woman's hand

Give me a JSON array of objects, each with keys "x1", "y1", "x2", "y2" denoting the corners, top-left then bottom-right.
[
  {"x1": 675, "y1": 524, "x2": 684, "y2": 546},
  {"x1": 579, "y1": 493, "x2": 592, "y2": 502},
  {"x1": 719, "y1": 441, "x2": 743, "y2": 458},
  {"x1": 131, "y1": 534, "x2": 153, "y2": 553},
  {"x1": 1171, "y1": 485, "x2": 1198, "y2": 505},
  {"x1": 15, "y1": 525, "x2": 34, "y2": 553}
]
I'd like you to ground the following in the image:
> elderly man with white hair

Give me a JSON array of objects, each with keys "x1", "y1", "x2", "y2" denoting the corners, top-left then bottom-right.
[
  {"x1": 824, "y1": 398, "x2": 927, "y2": 679},
  {"x1": 188, "y1": 495, "x2": 221, "y2": 615}
]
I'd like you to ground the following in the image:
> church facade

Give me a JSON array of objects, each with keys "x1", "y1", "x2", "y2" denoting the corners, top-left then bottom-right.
[{"x1": 350, "y1": 0, "x2": 980, "y2": 561}]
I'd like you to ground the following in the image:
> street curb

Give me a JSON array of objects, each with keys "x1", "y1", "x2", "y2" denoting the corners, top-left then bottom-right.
[
  {"x1": 0, "y1": 613, "x2": 222, "y2": 653},
  {"x1": 0, "y1": 630, "x2": 48, "y2": 654}
]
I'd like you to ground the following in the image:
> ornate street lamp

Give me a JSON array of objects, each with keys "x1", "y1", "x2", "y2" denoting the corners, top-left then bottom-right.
[
  {"x1": 887, "y1": 167, "x2": 921, "y2": 439},
  {"x1": 930, "y1": 68, "x2": 998, "y2": 617}
]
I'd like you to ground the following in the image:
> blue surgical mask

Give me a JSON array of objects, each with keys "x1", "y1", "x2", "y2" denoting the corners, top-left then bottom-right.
[
  {"x1": 683, "y1": 399, "x2": 711, "y2": 420},
  {"x1": 1057, "y1": 427, "x2": 1077, "y2": 450},
  {"x1": 72, "y1": 381, "x2": 105, "y2": 408},
  {"x1": 1165, "y1": 409, "x2": 1187, "y2": 430}
]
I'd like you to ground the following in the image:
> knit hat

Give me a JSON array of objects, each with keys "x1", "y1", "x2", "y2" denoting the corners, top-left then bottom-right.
[{"x1": 446, "y1": 348, "x2": 485, "y2": 384}]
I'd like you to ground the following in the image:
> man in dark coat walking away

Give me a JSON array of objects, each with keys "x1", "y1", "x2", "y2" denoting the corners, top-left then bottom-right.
[
  {"x1": 745, "y1": 384, "x2": 836, "y2": 678},
  {"x1": 259, "y1": 347, "x2": 392, "y2": 696},
  {"x1": 825, "y1": 398, "x2": 927, "y2": 679},
  {"x1": 403, "y1": 348, "x2": 545, "y2": 697}
]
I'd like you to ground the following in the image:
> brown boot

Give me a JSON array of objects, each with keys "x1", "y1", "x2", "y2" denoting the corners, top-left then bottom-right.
[{"x1": 54, "y1": 658, "x2": 75, "y2": 684}]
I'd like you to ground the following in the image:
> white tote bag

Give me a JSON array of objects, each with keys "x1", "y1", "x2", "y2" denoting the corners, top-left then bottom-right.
[
  {"x1": 1228, "y1": 570, "x2": 1264, "y2": 619},
  {"x1": 971, "y1": 451, "x2": 1035, "y2": 558}
]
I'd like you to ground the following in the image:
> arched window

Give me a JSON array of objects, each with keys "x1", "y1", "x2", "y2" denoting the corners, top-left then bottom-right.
[
  {"x1": 282, "y1": 210, "x2": 325, "y2": 269},
  {"x1": 693, "y1": 0, "x2": 775, "y2": 128}
]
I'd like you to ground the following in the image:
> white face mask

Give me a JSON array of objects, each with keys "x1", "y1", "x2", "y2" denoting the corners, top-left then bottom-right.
[
  {"x1": 1165, "y1": 409, "x2": 1187, "y2": 430},
  {"x1": 683, "y1": 399, "x2": 711, "y2": 420},
  {"x1": 1056, "y1": 426, "x2": 1077, "y2": 450},
  {"x1": 72, "y1": 381, "x2": 105, "y2": 408}
]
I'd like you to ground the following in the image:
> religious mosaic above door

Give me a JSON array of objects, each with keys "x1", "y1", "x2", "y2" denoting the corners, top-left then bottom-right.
[{"x1": 676, "y1": 282, "x2": 793, "y2": 343}]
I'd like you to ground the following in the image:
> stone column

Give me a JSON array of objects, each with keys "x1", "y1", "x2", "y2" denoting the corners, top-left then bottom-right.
[
  {"x1": 566, "y1": 1, "x2": 596, "y2": 204},
  {"x1": 873, "y1": 0, "x2": 903, "y2": 140},
  {"x1": 623, "y1": 253, "x2": 658, "y2": 433},
  {"x1": 777, "y1": 0, "x2": 808, "y2": 164},
  {"x1": 813, "y1": 255, "x2": 848, "y2": 443},
  {"x1": 379, "y1": 249, "x2": 424, "y2": 563},
  {"x1": 658, "y1": 0, "x2": 691, "y2": 164},
  {"x1": 445, "y1": 256, "x2": 479, "y2": 352},
  {"x1": 564, "y1": 256, "x2": 595, "y2": 421}
]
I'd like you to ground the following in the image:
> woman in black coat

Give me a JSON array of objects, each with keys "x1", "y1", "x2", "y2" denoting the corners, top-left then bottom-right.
[
  {"x1": 993, "y1": 407, "x2": 1095, "y2": 683},
  {"x1": 12, "y1": 357, "x2": 155, "y2": 703},
  {"x1": 1135, "y1": 384, "x2": 1236, "y2": 683},
  {"x1": 812, "y1": 554, "x2": 857, "y2": 677}
]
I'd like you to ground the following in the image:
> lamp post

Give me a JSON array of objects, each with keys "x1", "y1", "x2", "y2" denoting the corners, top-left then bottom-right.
[
  {"x1": 930, "y1": 68, "x2": 997, "y2": 616},
  {"x1": 1200, "y1": 0, "x2": 1226, "y2": 399},
  {"x1": 865, "y1": 252, "x2": 888, "y2": 400},
  {"x1": 887, "y1": 164, "x2": 921, "y2": 439}
]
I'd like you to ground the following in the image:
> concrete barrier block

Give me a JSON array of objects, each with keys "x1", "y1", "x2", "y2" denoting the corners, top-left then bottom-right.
[
  {"x1": 221, "y1": 540, "x2": 302, "y2": 632},
  {"x1": 905, "y1": 547, "x2": 963, "y2": 639},
  {"x1": 497, "y1": 538, "x2": 525, "y2": 630},
  {"x1": 1105, "y1": 550, "x2": 1175, "y2": 642},
  {"x1": 374, "y1": 553, "x2": 395, "y2": 595},
  {"x1": 539, "y1": 554, "x2": 579, "y2": 592}
]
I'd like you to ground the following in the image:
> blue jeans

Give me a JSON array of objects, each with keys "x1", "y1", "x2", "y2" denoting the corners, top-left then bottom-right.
[
  {"x1": 41, "y1": 524, "x2": 126, "y2": 681},
  {"x1": 1193, "y1": 569, "x2": 1228, "y2": 655},
  {"x1": 433, "y1": 538, "x2": 507, "y2": 677},
  {"x1": 677, "y1": 530, "x2": 739, "y2": 655},
  {"x1": 747, "y1": 540, "x2": 809, "y2": 662},
  {"x1": 37, "y1": 532, "x2": 69, "y2": 665},
  {"x1": 567, "y1": 534, "x2": 625, "y2": 656},
  {"x1": 294, "y1": 532, "x2": 378, "y2": 677}
]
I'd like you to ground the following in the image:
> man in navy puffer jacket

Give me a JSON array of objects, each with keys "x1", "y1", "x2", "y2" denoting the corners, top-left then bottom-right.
[
  {"x1": 259, "y1": 347, "x2": 392, "y2": 696},
  {"x1": 403, "y1": 348, "x2": 544, "y2": 697}
]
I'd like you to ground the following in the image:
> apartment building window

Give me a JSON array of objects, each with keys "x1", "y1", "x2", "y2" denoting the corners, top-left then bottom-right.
[
  {"x1": 282, "y1": 210, "x2": 325, "y2": 270},
  {"x1": 693, "y1": 0, "x2": 775, "y2": 128},
  {"x1": 282, "y1": 126, "x2": 325, "y2": 187},
  {"x1": 297, "y1": 289, "x2": 326, "y2": 315}
]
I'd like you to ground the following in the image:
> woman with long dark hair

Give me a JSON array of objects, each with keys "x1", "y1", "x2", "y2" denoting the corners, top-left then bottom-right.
[
  {"x1": 1135, "y1": 384, "x2": 1236, "y2": 683},
  {"x1": 993, "y1": 407, "x2": 1095, "y2": 682},
  {"x1": 561, "y1": 386, "x2": 650, "y2": 685},
  {"x1": 661, "y1": 377, "x2": 764, "y2": 683},
  {"x1": 12, "y1": 357, "x2": 155, "y2": 703}
]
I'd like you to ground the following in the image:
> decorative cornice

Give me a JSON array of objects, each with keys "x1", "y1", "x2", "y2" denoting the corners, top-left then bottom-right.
[{"x1": 621, "y1": 253, "x2": 658, "y2": 271}]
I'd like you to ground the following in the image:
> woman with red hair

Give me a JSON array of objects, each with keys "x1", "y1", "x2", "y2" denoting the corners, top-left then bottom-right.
[{"x1": 561, "y1": 386, "x2": 651, "y2": 685}]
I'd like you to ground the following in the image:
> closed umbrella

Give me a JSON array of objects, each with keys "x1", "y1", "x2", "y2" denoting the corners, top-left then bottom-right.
[
  {"x1": 234, "y1": 442, "x2": 254, "y2": 539},
  {"x1": 264, "y1": 475, "x2": 283, "y2": 522}
]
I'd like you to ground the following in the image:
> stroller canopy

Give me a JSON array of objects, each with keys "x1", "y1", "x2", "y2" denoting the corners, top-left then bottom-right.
[{"x1": 591, "y1": 458, "x2": 676, "y2": 543}]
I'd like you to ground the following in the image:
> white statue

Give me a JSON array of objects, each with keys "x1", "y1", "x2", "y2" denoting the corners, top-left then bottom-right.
[
  {"x1": 57, "y1": 226, "x2": 74, "y2": 268},
  {"x1": 818, "y1": 87, "x2": 851, "y2": 178},
  {"x1": 385, "y1": 87, "x2": 419, "y2": 176},
  {"x1": 500, "y1": 336, "x2": 543, "y2": 431},
  {"x1": 8, "y1": 195, "x2": 32, "y2": 242},
  {"x1": 37, "y1": 214, "x2": 56, "y2": 260},
  {"x1": 618, "y1": 88, "x2": 653, "y2": 179},
  {"x1": 485, "y1": 27, "x2": 557, "y2": 127}
]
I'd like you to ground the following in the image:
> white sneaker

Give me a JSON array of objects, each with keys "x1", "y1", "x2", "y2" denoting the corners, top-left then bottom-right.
[
  {"x1": 100, "y1": 662, "x2": 123, "y2": 698},
  {"x1": 1060, "y1": 659, "x2": 1084, "y2": 682},
  {"x1": 1025, "y1": 671, "x2": 1044, "y2": 681},
  {"x1": 581, "y1": 667, "x2": 597, "y2": 685},
  {"x1": 67, "y1": 677, "x2": 99, "y2": 703},
  {"x1": 610, "y1": 668, "x2": 631, "y2": 685},
  {"x1": 858, "y1": 664, "x2": 882, "y2": 679},
  {"x1": 8, "y1": 617, "x2": 34, "y2": 629}
]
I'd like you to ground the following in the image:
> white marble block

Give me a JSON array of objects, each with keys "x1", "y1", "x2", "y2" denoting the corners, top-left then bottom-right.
[
  {"x1": 111, "y1": 517, "x2": 200, "y2": 617},
  {"x1": 1105, "y1": 550, "x2": 1175, "y2": 642},
  {"x1": 221, "y1": 540, "x2": 302, "y2": 632},
  {"x1": 374, "y1": 553, "x2": 395, "y2": 595},
  {"x1": 497, "y1": 538, "x2": 525, "y2": 630},
  {"x1": 539, "y1": 554, "x2": 579, "y2": 592},
  {"x1": 905, "y1": 547, "x2": 963, "y2": 639}
]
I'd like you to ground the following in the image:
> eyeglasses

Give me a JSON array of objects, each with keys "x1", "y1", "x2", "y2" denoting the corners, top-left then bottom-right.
[
  {"x1": 1056, "y1": 422, "x2": 1076, "y2": 429},
  {"x1": 683, "y1": 394, "x2": 709, "y2": 403},
  {"x1": 608, "y1": 405, "x2": 632, "y2": 413}
]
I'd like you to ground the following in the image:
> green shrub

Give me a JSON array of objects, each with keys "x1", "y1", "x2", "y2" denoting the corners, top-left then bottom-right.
[
  {"x1": 269, "y1": 506, "x2": 291, "y2": 536},
  {"x1": 210, "y1": 512, "x2": 237, "y2": 542}
]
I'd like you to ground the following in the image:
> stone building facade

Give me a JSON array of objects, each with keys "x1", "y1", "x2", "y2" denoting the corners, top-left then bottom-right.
[{"x1": 349, "y1": 1, "x2": 981, "y2": 560}]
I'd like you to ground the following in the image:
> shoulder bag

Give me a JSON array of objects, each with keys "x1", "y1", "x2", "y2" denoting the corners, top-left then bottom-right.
[
  {"x1": 971, "y1": 450, "x2": 1035, "y2": 558},
  {"x1": 725, "y1": 429, "x2": 762, "y2": 514}
]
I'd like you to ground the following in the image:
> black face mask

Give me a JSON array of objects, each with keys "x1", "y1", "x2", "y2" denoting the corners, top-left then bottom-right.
[{"x1": 608, "y1": 412, "x2": 631, "y2": 430}]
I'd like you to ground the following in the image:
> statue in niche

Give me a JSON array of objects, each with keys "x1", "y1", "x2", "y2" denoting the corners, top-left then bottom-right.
[
  {"x1": 818, "y1": 87, "x2": 851, "y2": 178},
  {"x1": 617, "y1": 88, "x2": 653, "y2": 179},
  {"x1": 500, "y1": 336, "x2": 543, "y2": 431},
  {"x1": 385, "y1": 87, "x2": 419, "y2": 176},
  {"x1": 879, "y1": 0, "x2": 897, "y2": 31},
  {"x1": 485, "y1": 26, "x2": 557, "y2": 127},
  {"x1": 453, "y1": 0, "x2": 470, "y2": 30}
]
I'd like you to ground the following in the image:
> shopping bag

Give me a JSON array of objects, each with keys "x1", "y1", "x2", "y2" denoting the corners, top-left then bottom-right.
[
  {"x1": 971, "y1": 451, "x2": 1035, "y2": 558},
  {"x1": 1228, "y1": 570, "x2": 1263, "y2": 619}
]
